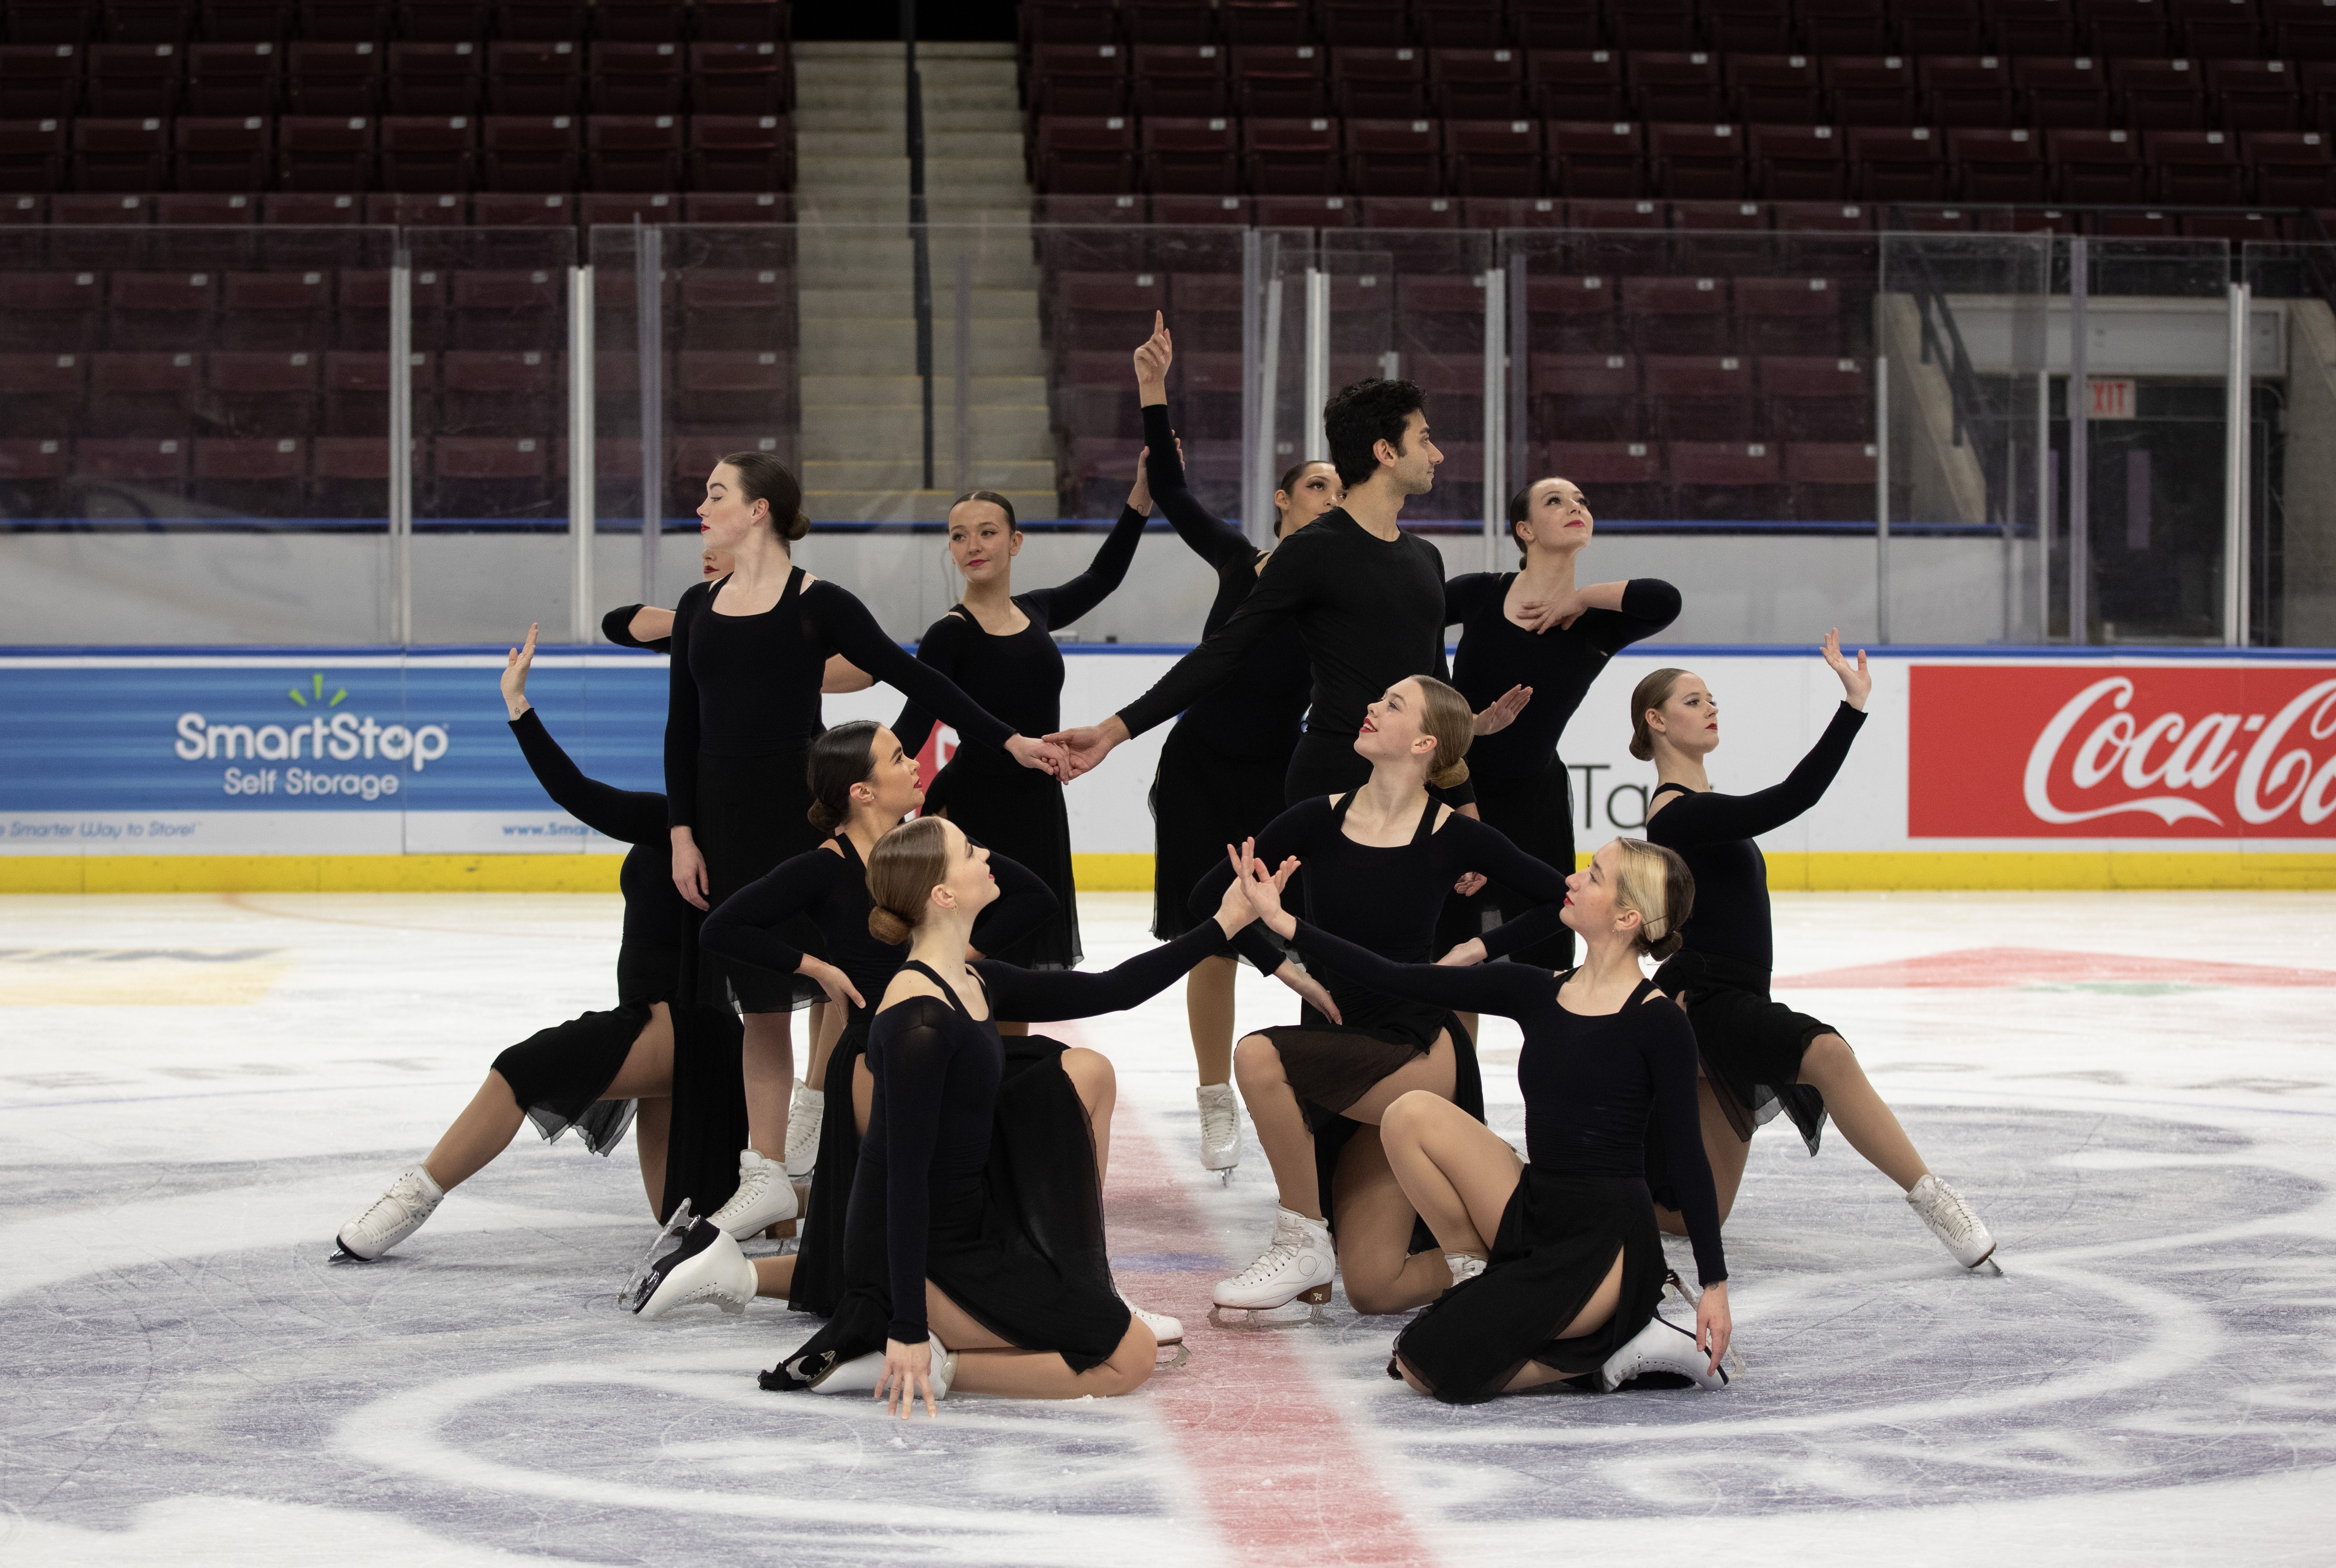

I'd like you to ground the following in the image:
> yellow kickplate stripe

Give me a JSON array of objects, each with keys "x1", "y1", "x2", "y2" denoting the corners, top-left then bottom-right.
[{"x1": 5, "y1": 851, "x2": 2331, "y2": 895}]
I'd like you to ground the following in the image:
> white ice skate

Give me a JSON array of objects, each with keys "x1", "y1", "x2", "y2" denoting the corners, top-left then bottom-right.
[
  {"x1": 1131, "y1": 1304, "x2": 1186, "y2": 1346},
  {"x1": 808, "y1": 1333, "x2": 956, "y2": 1401},
  {"x1": 1197, "y1": 1083, "x2": 1241, "y2": 1182},
  {"x1": 1211, "y1": 1206, "x2": 1336, "y2": 1322},
  {"x1": 705, "y1": 1147, "x2": 798, "y2": 1239},
  {"x1": 1445, "y1": 1253, "x2": 1487, "y2": 1287},
  {"x1": 784, "y1": 1081, "x2": 824, "y2": 1181},
  {"x1": 1906, "y1": 1173, "x2": 1998, "y2": 1271},
  {"x1": 331, "y1": 1165, "x2": 444, "y2": 1262},
  {"x1": 633, "y1": 1217, "x2": 757, "y2": 1319},
  {"x1": 1597, "y1": 1309, "x2": 1730, "y2": 1393}
]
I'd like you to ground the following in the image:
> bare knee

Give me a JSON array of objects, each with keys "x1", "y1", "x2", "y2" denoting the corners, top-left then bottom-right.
[
  {"x1": 1395, "y1": 1355, "x2": 1434, "y2": 1397},
  {"x1": 1379, "y1": 1088, "x2": 1445, "y2": 1143},
  {"x1": 1798, "y1": 1033, "x2": 1854, "y2": 1086},
  {"x1": 1060, "y1": 1046, "x2": 1115, "y2": 1097},
  {"x1": 1233, "y1": 1034, "x2": 1282, "y2": 1088},
  {"x1": 1345, "y1": 1279, "x2": 1410, "y2": 1317}
]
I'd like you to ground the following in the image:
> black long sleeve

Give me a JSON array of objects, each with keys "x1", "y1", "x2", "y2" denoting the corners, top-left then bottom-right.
[
  {"x1": 1442, "y1": 570, "x2": 1504, "y2": 627},
  {"x1": 698, "y1": 848, "x2": 846, "y2": 981},
  {"x1": 509, "y1": 708, "x2": 665, "y2": 844},
  {"x1": 876, "y1": 996, "x2": 961, "y2": 1342},
  {"x1": 887, "y1": 611, "x2": 972, "y2": 762},
  {"x1": 662, "y1": 590, "x2": 705, "y2": 828},
  {"x1": 971, "y1": 849, "x2": 1059, "y2": 959},
  {"x1": 1144, "y1": 403, "x2": 1256, "y2": 570},
  {"x1": 1117, "y1": 533, "x2": 1316, "y2": 738},
  {"x1": 1432, "y1": 813, "x2": 1574, "y2": 960},
  {"x1": 974, "y1": 919, "x2": 1232, "y2": 1023},
  {"x1": 1025, "y1": 505, "x2": 1146, "y2": 631},
  {"x1": 1647, "y1": 702, "x2": 1867, "y2": 847},
  {"x1": 802, "y1": 581, "x2": 1016, "y2": 752},
  {"x1": 1586, "y1": 578, "x2": 1684, "y2": 655},
  {"x1": 1289, "y1": 919, "x2": 1727, "y2": 1286},
  {"x1": 601, "y1": 603, "x2": 668, "y2": 652}
]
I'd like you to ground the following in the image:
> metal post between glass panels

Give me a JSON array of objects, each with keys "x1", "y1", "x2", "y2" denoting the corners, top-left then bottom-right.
[
  {"x1": 387, "y1": 248, "x2": 413, "y2": 648},
  {"x1": 1875, "y1": 352, "x2": 1890, "y2": 645},
  {"x1": 635, "y1": 223, "x2": 663, "y2": 607},
  {"x1": 953, "y1": 251, "x2": 972, "y2": 495},
  {"x1": 1251, "y1": 236, "x2": 1284, "y2": 545},
  {"x1": 2067, "y1": 235, "x2": 2089, "y2": 646},
  {"x1": 1240, "y1": 228, "x2": 1262, "y2": 542},
  {"x1": 1505, "y1": 259, "x2": 1528, "y2": 507},
  {"x1": 1481, "y1": 265, "x2": 1506, "y2": 571},
  {"x1": 2224, "y1": 280, "x2": 2252, "y2": 647},
  {"x1": 1303, "y1": 267, "x2": 1329, "y2": 460},
  {"x1": 568, "y1": 264, "x2": 595, "y2": 644},
  {"x1": 2037, "y1": 368, "x2": 2051, "y2": 646}
]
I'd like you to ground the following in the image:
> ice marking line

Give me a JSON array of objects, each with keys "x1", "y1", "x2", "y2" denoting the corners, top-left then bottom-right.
[
  {"x1": 0, "y1": 1079, "x2": 478, "y2": 1112},
  {"x1": 332, "y1": 1360, "x2": 1198, "y2": 1559},
  {"x1": 1082, "y1": 1022, "x2": 1443, "y2": 1568}
]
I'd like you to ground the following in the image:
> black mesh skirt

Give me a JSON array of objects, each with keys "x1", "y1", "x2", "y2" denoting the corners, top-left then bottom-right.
[
  {"x1": 1150, "y1": 721, "x2": 1293, "y2": 940},
  {"x1": 762, "y1": 1035, "x2": 1128, "y2": 1386},
  {"x1": 1654, "y1": 949, "x2": 1832, "y2": 1162},
  {"x1": 1392, "y1": 1170, "x2": 1667, "y2": 1404},
  {"x1": 1434, "y1": 757, "x2": 1577, "y2": 970},
  {"x1": 786, "y1": 1002, "x2": 872, "y2": 1317},
  {"x1": 490, "y1": 1002, "x2": 645, "y2": 1156},
  {"x1": 693, "y1": 747, "x2": 825, "y2": 1014},
  {"x1": 925, "y1": 758, "x2": 1080, "y2": 970}
]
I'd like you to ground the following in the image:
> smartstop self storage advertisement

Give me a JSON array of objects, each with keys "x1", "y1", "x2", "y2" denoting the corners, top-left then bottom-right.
[{"x1": 2, "y1": 647, "x2": 2332, "y2": 891}]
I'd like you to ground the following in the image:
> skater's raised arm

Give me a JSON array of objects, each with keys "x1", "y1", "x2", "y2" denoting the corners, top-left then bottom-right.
[
  {"x1": 501, "y1": 624, "x2": 667, "y2": 844},
  {"x1": 1027, "y1": 502, "x2": 1147, "y2": 631},
  {"x1": 1648, "y1": 702, "x2": 1868, "y2": 847}
]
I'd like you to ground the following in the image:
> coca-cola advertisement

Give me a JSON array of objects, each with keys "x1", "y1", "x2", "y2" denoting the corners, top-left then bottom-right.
[{"x1": 1909, "y1": 664, "x2": 2336, "y2": 839}]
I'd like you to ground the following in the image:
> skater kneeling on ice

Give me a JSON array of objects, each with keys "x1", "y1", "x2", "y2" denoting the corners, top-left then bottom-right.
[{"x1": 1232, "y1": 836, "x2": 1733, "y2": 1400}]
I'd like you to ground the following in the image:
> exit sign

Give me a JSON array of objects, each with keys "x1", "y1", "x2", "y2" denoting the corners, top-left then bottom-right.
[{"x1": 2087, "y1": 377, "x2": 2137, "y2": 418}]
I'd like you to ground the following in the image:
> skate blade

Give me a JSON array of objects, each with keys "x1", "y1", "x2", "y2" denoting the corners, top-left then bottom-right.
[
  {"x1": 617, "y1": 1199, "x2": 697, "y2": 1311},
  {"x1": 1155, "y1": 1341, "x2": 1192, "y2": 1370},
  {"x1": 1971, "y1": 1253, "x2": 2005, "y2": 1278},
  {"x1": 327, "y1": 1240, "x2": 371, "y2": 1264},
  {"x1": 1207, "y1": 1297, "x2": 1335, "y2": 1331}
]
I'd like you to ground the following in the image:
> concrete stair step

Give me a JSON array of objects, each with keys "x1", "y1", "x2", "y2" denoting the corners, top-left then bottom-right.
[
  {"x1": 803, "y1": 401, "x2": 1053, "y2": 454},
  {"x1": 791, "y1": 236, "x2": 1036, "y2": 281},
  {"x1": 799, "y1": 287, "x2": 1040, "y2": 319},
  {"x1": 805, "y1": 488, "x2": 1059, "y2": 523},
  {"x1": 802, "y1": 373, "x2": 1047, "y2": 406},
  {"x1": 807, "y1": 458, "x2": 1055, "y2": 489},
  {"x1": 800, "y1": 129, "x2": 1025, "y2": 159},
  {"x1": 797, "y1": 333, "x2": 1043, "y2": 379}
]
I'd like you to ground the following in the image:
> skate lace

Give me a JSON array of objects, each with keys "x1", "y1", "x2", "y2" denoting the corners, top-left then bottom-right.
[
  {"x1": 729, "y1": 1161, "x2": 771, "y2": 1204},
  {"x1": 1228, "y1": 1235, "x2": 1301, "y2": 1287},
  {"x1": 1924, "y1": 1180, "x2": 1980, "y2": 1240},
  {"x1": 784, "y1": 1114, "x2": 820, "y2": 1161},
  {"x1": 1200, "y1": 1099, "x2": 1238, "y2": 1143},
  {"x1": 352, "y1": 1173, "x2": 426, "y2": 1237}
]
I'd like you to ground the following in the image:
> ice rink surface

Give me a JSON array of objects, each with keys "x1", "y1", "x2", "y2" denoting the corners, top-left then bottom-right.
[{"x1": 2, "y1": 888, "x2": 2333, "y2": 1566}]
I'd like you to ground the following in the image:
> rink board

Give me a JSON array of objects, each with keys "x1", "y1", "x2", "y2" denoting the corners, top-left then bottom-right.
[{"x1": 3, "y1": 645, "x2": 2333, "y2": 890}]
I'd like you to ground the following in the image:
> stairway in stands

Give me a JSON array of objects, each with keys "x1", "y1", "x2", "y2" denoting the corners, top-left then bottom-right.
[{"x1": 793, "y1": 41, "x2": 1058, "y2": 522}]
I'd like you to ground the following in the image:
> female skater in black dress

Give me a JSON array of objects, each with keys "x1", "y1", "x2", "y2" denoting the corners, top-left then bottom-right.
[
  {"x1": 1188, "y1": 675, "x2": 1572, "y2": 1320},
  {"x1": 1640, "y1": 632, "x2": 1996, "y2": 1270},
  {"x1": 744, "y1": 816, "x2": 1291, "y2": 1412},
  {"x1": 334, "y1": 625, "x2": 752, "y2": 1261},
  {"x1": 1234, "y1": 836, "x2": 1732, "y2": 1400},
  {"x1": 1131, "y1": 314, "x2": 1344, "y2": 1176},
  {"x1": 890, "y1": 486, "x2": 1148, "y2": 976},
  {"x1": 1441, "y1": 476, "x2": 1682, "y2": 973},
  {"x1": 665, "y1": 454, "x2": 1063, "y2": 1242},
  {"x1": 691, "y1": 720, "x2": 1056, "y2": 1314}
]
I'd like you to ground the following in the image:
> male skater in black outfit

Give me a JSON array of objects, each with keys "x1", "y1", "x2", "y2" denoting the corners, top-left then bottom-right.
[{"x1": 1053, "y1": 379, "x2": 1532, "y2": 799}]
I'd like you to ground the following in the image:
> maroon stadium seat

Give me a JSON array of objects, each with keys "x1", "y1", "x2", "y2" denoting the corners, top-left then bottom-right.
[
  {"x1": 1950, "y1": 127, "x2": 2045, "y2": 201},
  {"x1": 1318, "y1": 0, "x2": 1412, "y2": 48},
  {"x1": 1529, "y1": 351, "x2": 1639, "y2": 439},
  {"x1": 1628, "y1": 51, "x2": 1723, "y2": 124},
  {"x1": 1131, "y1": 44, "x2": 1230, "y2": 116},
  {"x1": 1546, "y1": 120, "x2": 1642, "y2": 197},
  {"x1": 440, "y1": 346, "x2": 557, "y2": 432},
  {"x1": 2017, "y1": 57, "x2": 2111, "y2": 129},
  {"x1": 0, "y1": 44, "x2": 83, "y2": 120},
  {"x1": 1527, "y1": 50, "x2": 1624, "y2": 119},
  {"x1": 696, "y1": 0, "x2": 788, "y2": 42},
  {"x1": 86, "y1": 43, "x2": 182, "y2": 116},
  {"x1": 1526, "y1": 276, "x2": 1620, "y2": 353},
  {"x1": 288, "y1": 41, "x2": 381, "y2": 114},
  {"x1": 499, "y1": 1, "x2": 587, "y2": 41},
  {"x1": 279, "y1": 114, "x2": 378, "y2": 189},
  {"x1": 1620, "y1": 275, "x2": 1728, "y2": 355},
  {"x1": 72, "y1": 117, "x2": 171, "y2": 193},
  {"x1": 449, "y1": 268, "x2": 562, "y2": 349},
  {"x1": 431, "y1": 434, "x2": 551, "y2": 517},
  {"x1": 1028, "y1": 43, "x2": 1129, "y2": 117},
  {"x1": 1432, "y1": 47, "x2": 1524, "y2": 117},
  {"x1": 2113, "y1": 58, "x2": 2206, "y2": 132},
  {"x1": 1919, "y1": 56, "x2": 2015, "y2": 129},
  {"x1": 191, "y1": 436, "x2": 305, "y2": 514},
  {"x1": 2049, "y1": 128, "x2": 2147, "y2": 202},
  {"x1": 1642, "y1": 352, "x2": 1754, "y2": 439},
  {"x1": 1142, "y1": 115, "x2": 1239, "y2": 193},
  {"x1": 1244, "y1": 115, "x2": 1340, "y2": 193},
  {"x1": 480, "y1": 114, "x2": 577, "y2": 191},
  {"x1": 1034, "y1": 114, "x2": 1136, "y2": 192},
  {"x1": 0, "y1": 116, "x2": 67, "y2": 191},
  {"x1": 187, "y1": 42, "x2": 283, "y2": 116},
  {"x1": 1608, "y1": 0, "x2": 1693, "y2": 51},
  {"x1": 578, "y1": 191, "x2": 677, "y2": 225},
  {"x1": 1992, "y1": 0, "x2": 2079, "y2": 55},
  {"x1": 1508, "y1": 0, "x2": 1599, "y2": 49},
  {"x1": 87, "y1": 350, "x2": 200, "y2": 434},
  {"x1": 1704, "y1": 0, "x2": 1793, "y2": 52},
  {"x1": 177, "y1": 116, "x2": 274, "y2": 191},
  {"x1": 0, "y1": 351, "x2": 86, "y2": 436},
  {"x1": 471, "y1": 191, "x2": 570, "y2": 225},
  {"x1": 1759, "y1": 353, "x2": 1868, "y2": 438},
  {"x1": 1749, "y1": 124, "x2": 1845, "y2": 200},
  {"x1": 1647, "y1": 121, "x2": 1744, "y2": 199},
  {"x1": 1331, "y1": 46, "x2": 1427, "y2": 118},
  {"x1": 1124, "y1": 0, "x2": 1216, "y2": 46},
  {"x1": 1666, "y1": 439, "x2": 1784, "y2": 520},
  {"x1": 1822, "y1": 55, "x2": 1915, "y2": 125},
  {"x1": 1785, "y1": 441, "x2": 1876, "y2": 520},
  {"x1": 1726, "y1": 54, "x2": 1821, "y2": 123},
  {"x1": 1344, "y1": 116, "x2": 1442, "y2": 195},
  {"x1": 395, "y1": 1, "x2": 486, "y2": 41},
  {"x1": 691, "y1": 42, "x2": 789, "y2": 114},
  {"x1": 1232, "y1": 44, "x2": 1328, "y2": 116},
  {"x1": 77, "y1": 435, "x2": 192, "y2": 488},
  {"x1": 2247, "y1": 130, "x2": 2336, "y2": 203},
  {"x1": 385, "y1": 41, "x2": 478, "y2": 114},
  {"x1": 1896, "y1": 0, "x2": 1986, "y2": 53},
  {"x1": 1359, "y1": 193, "x2": 1463, "y2": 226},
  {"x1": 2145, "y1": 128, "x2": 2245, "y2": 204},
  {"x1": 687, "y1": 114, "x2": 791, "y2": 191},
  {"x1": 1734, "y1": 279, "x2": 1843, "y2": 357},
  {"x1": 488, "y1": 40, "x2": 580, "y2": 115},
  {"x1": 206, "y1": 348, "x2": 320, "y2": 430},
  {"x1": 1252, "y1": 192, "x2": 1362, "y2": 227},
  {"x1": 301, "y1": 2, "x2": 393, "y2": 41},
  {"x1": 2210, "y1": 59, "x2": 2302, "y2": 132},
  {"x1": 1797, "y1": 0, "x2": 1886, "y2": 54},
  {"x1": 683, "y1": 191, "x2": 792, "y2": 222},
  {"x1": 1544, "y1": 439, "x2": 1663, "y2": 516},
  {"x1": 380, "y1": 114, "x2": 476, "y2": 191},
  {"x1": 1445, "y1": 118, "x2": 1541, "y2": 195},
  {"x1": 1846, "y1": 125, "x2": 1946, "y2": 202},
  {"x1": 2174, "y1": 0, "x2": 2262, "y2": 58}
]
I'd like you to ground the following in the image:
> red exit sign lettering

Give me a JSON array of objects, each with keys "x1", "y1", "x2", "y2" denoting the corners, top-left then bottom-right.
[{"x1": 2087, "y1": 377, "x2": 2136, "y2": 418}]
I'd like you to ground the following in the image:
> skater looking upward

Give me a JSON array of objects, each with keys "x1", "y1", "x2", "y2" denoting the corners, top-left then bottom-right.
[
  {"x1": 1128, "y1": 311, "x2": 1341, "y2": 1179},
  {"x1": 1640, "y1": 632, "x2": 1997, "y2": 1270},
  {"x1": 1234, "y1": 836, "x2": 1733, "y2": 1401},
  {"x1": 1188, "y1": 675, "x2": 1573, "y2": 1320}
]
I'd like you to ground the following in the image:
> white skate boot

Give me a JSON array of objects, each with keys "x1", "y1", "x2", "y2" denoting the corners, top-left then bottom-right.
[
  {"x1": 1597, "y1": 1309, "x2": 1730, "y2": 1393},
  {"x1": 808, "y1": 1333, "x2": 956, "y2": 1401},
  {"x1": 705, "y1": 1148, "x2": 797, "y2": 1239},
  {"x1": 1197, "y1": 1083, "x2": 1241, "y2": 1182},
  {"x1": 331, "y1": 1165, "x2": 445, "y2": 1262},
  {"x1": 1130, "y1": 1304, "x2": 1185, "y2": 1346},
  {"x1": 634, "y1": 1217, "x2": 757, "y2": 1319},
  {"x1": 1212, "y1": 1206, "x2": 1336, "y2": 1322},
  {"x1": 784, "y1": 1081, "x2": 824, "y2": 1181},
  {"x1": 1445, "y1": 1253, "x2": 1487, "y2": 1287},
  {"x1": 1906, "y1": 1174, "x2": 1998, "y2": 1270}
]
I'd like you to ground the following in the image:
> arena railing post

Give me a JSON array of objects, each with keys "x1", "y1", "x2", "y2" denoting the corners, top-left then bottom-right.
[
  {"x1": 1240, "y1": 227, "x2": 1262, "y2": 541},
  {"x1": 568, "y1": 261, "x2": 595, "y2": 644},
  {"x1": 1251, "y1": 231, "x2": 1285, "y2": 546},
  {"x1": 2067, "y1": 234, "x2": 2090, "y2": 645},
  {"x1": 2224, "y1": 279, "x2": 2252, "y2": 647},
  {"x1": 1303, "y1": 264, "x2": 1328, "y2": 459},
  {"x1": 1875, "y1": 350, "x2": 1890, "y2": 645},
  {"x1": 635, "y1": 219, "x2": 663, "y2": 608},
  {"x1": 1481, "y1": 262, "x2": 1506, "y2": 572},
  {"x1": 388, "y1": 233, "x2": 413, "y2": 648}
]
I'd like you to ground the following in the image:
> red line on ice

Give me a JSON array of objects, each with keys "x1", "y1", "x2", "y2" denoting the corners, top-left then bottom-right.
[
  {"x1": 1772, "y1": 945, "x2": 2336, "y2": 990},
  {"x1": 1079, "y1": 1030, "x2": 1437, "y2": 1568}
]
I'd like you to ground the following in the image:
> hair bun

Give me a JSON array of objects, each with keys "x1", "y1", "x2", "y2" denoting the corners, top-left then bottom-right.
[
  {"x1": 867, "y1": 906, "x2": 912, "y2": 946},
  {"x1": 1429, "y1": 758, "x2": 1471, "y2": 790}
]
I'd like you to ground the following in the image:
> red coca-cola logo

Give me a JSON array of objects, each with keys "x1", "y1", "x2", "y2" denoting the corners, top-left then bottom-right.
[{"x1": 1909, "y1": 664, "x2": 2336, "y2": 838}]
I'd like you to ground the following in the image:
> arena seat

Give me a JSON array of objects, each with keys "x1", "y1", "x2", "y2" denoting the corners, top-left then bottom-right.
[
  {"x1": 287, "y1": 41, "x2": 381, "y2": 114},
  {"x1": 1331, "y1": 46, "x2": 1428, "y2": 119},
  {"x1": 690, "y1": 42, "x2": 789, "y2": 114},
  {"x1": 385, "y1": 42, "x2": 479, "y2": 114}
]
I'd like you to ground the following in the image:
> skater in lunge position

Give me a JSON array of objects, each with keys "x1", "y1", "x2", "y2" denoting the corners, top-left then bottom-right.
[
  {"x1": 727, "y1": 817, "x2": 1291, "y2": 1412},
  {"x1": 1189, "y1": 676, "x2": 1572, "y2": 1321},
  {"x1": 664, "y1": 454, "x2": 1066, "y2": 1248},
  {"x1": 334, "y1": 625, "x2": 749, "y2": 1262},
  {"x1": 1129, "y1": 313, "x2": 1343, "y2": 1178},
  {"x1": 674, "y1": 720, "x2": 1056, "y2": 1317},
  {"x1": 1234, "y1": 836, "x2": 1732, "y2": 1399},
  {"x1": 1638, "y1": 633, "x2": 1997, "y2": 1270},
  {"x1": 891, "y1": 478, "x2": 1150, "y2": 980}
]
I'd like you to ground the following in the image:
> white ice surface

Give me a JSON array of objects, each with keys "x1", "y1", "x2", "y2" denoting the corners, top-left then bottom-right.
[{"x1": 2, "y1": 890, "x2": 2333, "y2": 1565}]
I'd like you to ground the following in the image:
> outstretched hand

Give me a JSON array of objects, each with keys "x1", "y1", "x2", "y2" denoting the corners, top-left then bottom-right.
[
  {"x1": 1696, "y1": 1280, "x2": 1732, "y2": 1377},
  {"x1": 1821, "y1": 628, "x2": 1872, "y2": 711},
  {"x1": 878, "y1": 1336, "x2": 940, "y2": 1421},
  {"x1": 1045, "y1": 721, "x2": 1124, "y2": 780},
  {"x1": 1473, "y1": 684, "x2": 1532, "y2": 737},
  {"x1": 1214, "y1": 839, "x2": 1299, "y2": 938},
  {"x1": 500, "y1": 622, "x2": 539, "y2": 720},
  {"x1": 1004, "y1": 734, "x2": 1070, "y2": 779},
  {"x1": 1133, "y1": 309, "x2": 1174, "y2": 395}
]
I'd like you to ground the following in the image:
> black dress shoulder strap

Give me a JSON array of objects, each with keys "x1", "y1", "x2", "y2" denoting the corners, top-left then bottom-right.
[
  {"x1": 1328, "y1": 790, "x2": 1356, "y2": 827},
  {"x1": 1650, "y1": 781, "x2": 1695, "y2": 801},
  {"x1": 1410, "y1": 794, "x2": 1441, "y2": 845},
  {"x1": 898, "y1": 958, "x2": 968, "y2": 1016},
  {"x1": 779, "y1": 564, "x2": 805, "y2": 608},
  {"x1": 1627, "y1": 977, "x2": 1660, "y2": 1007}
]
